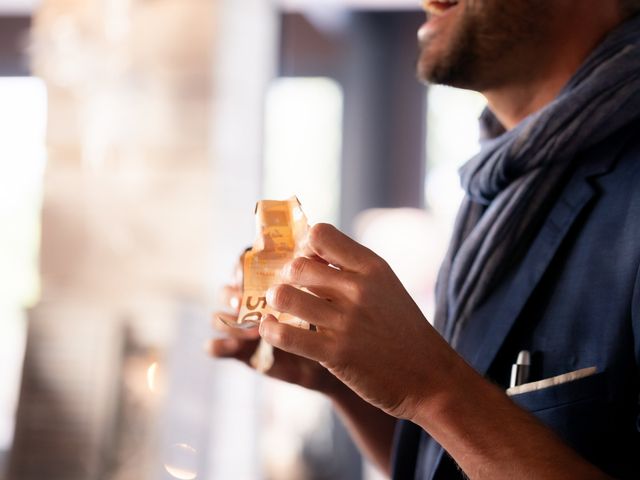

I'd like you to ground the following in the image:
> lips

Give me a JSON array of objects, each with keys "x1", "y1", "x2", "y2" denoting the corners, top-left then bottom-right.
[
  {"x1": 418, "y1": 0, "x2": 461, "y2": 42},
  {"x1": 422, "y1": 0, "x2": 460, "y2": 15}
]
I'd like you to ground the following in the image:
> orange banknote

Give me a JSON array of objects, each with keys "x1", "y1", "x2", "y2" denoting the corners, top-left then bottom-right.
[{"x1": 236, "y1": 197, "x2": 309, "y2": 371}]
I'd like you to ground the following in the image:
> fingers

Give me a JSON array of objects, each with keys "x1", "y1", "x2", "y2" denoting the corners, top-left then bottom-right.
[
  {"x1": 212, "y1": 313, "x2": 261, "y2": 339},
  {"x1": 267, "y1": 284, "x2": 336, "y2": 327},
  {"x1": 206, "y1": 337, "x2": 259, "y2": 362},
  {"x1": 259, "y1": 314, "x2": 327, "y2": 362},
  {"x1": 302, "y1": 223, "x2": 376, "y2": 273},
  {"x1": 282, "y1": 256, "x2": 349, "y2": 299}
]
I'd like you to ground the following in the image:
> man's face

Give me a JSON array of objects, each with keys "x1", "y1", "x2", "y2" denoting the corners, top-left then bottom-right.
[{"x1": 417, "y1": 0, "x2": 548, "y2": 90}]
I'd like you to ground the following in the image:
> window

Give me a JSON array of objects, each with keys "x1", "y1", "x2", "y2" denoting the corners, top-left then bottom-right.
[
  {"x1": 425, "y1": 85, "x2": 487, "y2": 226},
  {"x1": 0, "y1": 76, "x2": 47, "y2": 465},
  {"x1": 263, "y1": 77, "x2": 344, "y2": 225}
]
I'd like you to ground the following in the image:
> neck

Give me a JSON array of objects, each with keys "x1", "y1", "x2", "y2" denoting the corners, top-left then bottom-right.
[
  {"x1": 483, "y1": 2, "x2": 623, "y2": 131},
  {"x1": 483, "y1": 60, "x2": 580, "y2": 131}
]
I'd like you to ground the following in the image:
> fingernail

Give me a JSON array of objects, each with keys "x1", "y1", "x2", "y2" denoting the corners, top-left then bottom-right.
[
  {"x1": 216, "y1": 315, "x2": 231, "y2": 329},
  {"x1": 259, "y1": 314, "x2": 274, "y2": 335}
]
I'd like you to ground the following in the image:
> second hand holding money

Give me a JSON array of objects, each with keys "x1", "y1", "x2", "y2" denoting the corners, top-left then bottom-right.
[{"x1": 209, "y1": 283, "x2": 344, "y2": 396}]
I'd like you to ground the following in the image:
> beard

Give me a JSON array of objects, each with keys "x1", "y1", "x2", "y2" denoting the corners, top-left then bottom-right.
[{"x1": 417, "y1": 1, "x2": 546, "y2": 91}]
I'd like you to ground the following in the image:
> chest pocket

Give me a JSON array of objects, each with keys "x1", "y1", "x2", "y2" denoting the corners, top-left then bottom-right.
[
  {"x1": 511, "y1": 371, "x2": 614, "y2": 467},
  {"x1": 510, "y1": 369, "x2": 607, "y2": 412}
]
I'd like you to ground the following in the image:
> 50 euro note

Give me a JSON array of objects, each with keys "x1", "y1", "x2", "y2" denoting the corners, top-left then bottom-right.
[{"x1": 233, "y1": 197, "x2": 310, "y2": 372}]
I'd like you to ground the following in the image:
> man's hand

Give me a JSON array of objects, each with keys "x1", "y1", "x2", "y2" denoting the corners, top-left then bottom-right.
[
  {"x1": 206, "y1": 264, "x2": 344, "y2": 396},
  {"x1": 258, "y1": 223, "x2": 459, "y2": 421},
  {"x1": 206, "y1": 248, "x2": 400, "y2": 475}
]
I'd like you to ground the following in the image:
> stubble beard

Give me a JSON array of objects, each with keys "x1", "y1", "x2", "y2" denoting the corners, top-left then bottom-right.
[
  {"x1": 417, "y1": 2, "x2": 543, "y2": 92},
  {"x1": 417, "y1": 20, "x2": 478, "y2": 89}
]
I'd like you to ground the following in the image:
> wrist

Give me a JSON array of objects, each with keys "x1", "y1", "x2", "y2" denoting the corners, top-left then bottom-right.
[
  {"x1": 323, "y1": 376, "x2": 357, "y2": 408},
  {"x1": 314, "y1": 369, "x2": 349, "y2": 399},
  {"x1": 409, "y1": 351, "x2": 485, "y2": 430}
]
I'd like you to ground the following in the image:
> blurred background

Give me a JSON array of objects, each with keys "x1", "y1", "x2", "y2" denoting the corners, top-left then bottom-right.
[{"x1": 0, "y1": 0, "x2": 486, "y2": 479}]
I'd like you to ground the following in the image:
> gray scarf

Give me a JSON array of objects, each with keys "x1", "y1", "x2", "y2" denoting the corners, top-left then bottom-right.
[{"x1": 435, "y1": 14, "x2": 640, "y2": 345}]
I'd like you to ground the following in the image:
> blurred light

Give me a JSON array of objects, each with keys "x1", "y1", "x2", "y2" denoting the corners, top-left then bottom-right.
[
  {"x1": 263, "y1": 77, "x2": 343, "y2": 226},
  {"x1": 301, "y1": 8, "x2": 351, "y2": 35},
  {"x1": 354, "y1": 208, "x2": 447, "y2": 318},
  {"x1": 261, "y1": 381, "x2": 329, "y2": 479},
  {"x1": 0, "y1": 0, "x2": 39, "y2": 14},
  {"x1": 0, "y1": 77, "x2": 47, "y2": 452},
  {"x1": 164, "y1": 443, "x2": 198, "y2": 480},
  {"x1": 104, "y1": 0, "x2": 131, "y2": 43},
  {"x1": 146, "y1": 362, "x2": 159, "y2": 393},
  {"x1": 292, "y1": 205, "x2": 304, "y2": 222},
  {"x1": 425, "y1": 85, "x2": 486, "y2": 225},
  {"x1": 229, "y1": 296, "x2": 240, "y2": 311}
]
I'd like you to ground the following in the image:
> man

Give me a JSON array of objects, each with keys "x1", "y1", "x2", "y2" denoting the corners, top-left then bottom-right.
[{"x1": 209, "y1": 1, "x2": 640, "y2": 478}]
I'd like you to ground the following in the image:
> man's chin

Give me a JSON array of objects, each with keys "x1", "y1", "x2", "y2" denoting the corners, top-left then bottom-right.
[
  {"x1": 416, "y1": 65, "x2": 433, "y2": 85},
  {"x1": 416, "y1": 44, "x2": 478, "y2": 89},
  {"x1": 416, "y1": 48, "x2": 439, "y2": 84},
  {"x1": 416, "y1": 42, "x2": 457, "y2": 85},
  {"x1": 416, "y1": 56, "x2": 450, "y2": 86}
]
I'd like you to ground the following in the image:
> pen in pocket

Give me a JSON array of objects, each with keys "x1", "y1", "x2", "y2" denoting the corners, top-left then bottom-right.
[{"x1": 510, "y1": 350, "x2": 531, "y2": 388}]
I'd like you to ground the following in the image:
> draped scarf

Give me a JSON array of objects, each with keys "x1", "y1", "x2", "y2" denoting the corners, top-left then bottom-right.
[{"x1": 434, "y1": 14, "x2": 640, "y2": 345}]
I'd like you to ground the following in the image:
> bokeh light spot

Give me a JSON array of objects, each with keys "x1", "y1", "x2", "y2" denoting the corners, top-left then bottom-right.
[
  {"x1": 146, "y1": 361, "x2": 158, "y2": 393},
  {"x1": 164, "y1": 443, "x2": 198, "y2": 480}
]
